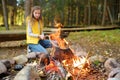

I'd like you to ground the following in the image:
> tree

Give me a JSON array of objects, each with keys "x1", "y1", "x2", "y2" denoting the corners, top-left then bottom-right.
[
  {"x1": 2, "y1": 0, "x2": 9, "y2": 30},
  {"x1": 102, "y1": 0, "x2": 107, "y2": 25},
  {"x1": 88, "y1": 0, "x2": 91, "y2": 25},
  {"x1": 24, "y1": 0, "x2": 33, "y2": 19},
  {"x1": 7, "y1": 0, "x2": 17, "y2": 25}
]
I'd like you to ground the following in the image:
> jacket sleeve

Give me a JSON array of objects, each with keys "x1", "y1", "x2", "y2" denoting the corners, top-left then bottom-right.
[{"x1": 27, "y1": 22, "x2": 39, "y2": 38}]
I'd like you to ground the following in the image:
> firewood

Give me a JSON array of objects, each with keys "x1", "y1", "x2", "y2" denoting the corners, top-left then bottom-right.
[
  {"x1": 53, "y1": 47, "x2": 74, "y2": 62},
  {"x1": 37, "y1": 53, "x2": 50, "y2": 67}
]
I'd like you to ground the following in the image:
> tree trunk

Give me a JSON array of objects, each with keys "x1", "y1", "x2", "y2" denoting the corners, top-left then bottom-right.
[
  {"x1": 78, "y1": 0, "x2": 81, "y2": 25},
  {"x1": 107, "y1": 6, "x2": 113, "y2": 25},
  {"x1": 2, "y1": 0, "x2": 9, "y2": 30},
  {"x1": 67, "y1": 0, "x2": 71, "y2": 25},
  {"x1": 9, "y1": 7, "x2": 14, "y2": 25},
  {"x1": 76, "y1": 5, "x2": 78, "y2": 25},
  {"x1": 102, "y1": 0, "x2": 107, "y2": 26},
  {"x1": 88, "y1": 0, "x2": 91, "y2": 25},
  {"x1": 24, "y1": 0, "x2": 33, "y2": 19},
  {"x1": 71, "y1": 0, "x2": 74, "y2": 26},
  {"x1": 84, "y1": 6, "x2": 88, "y2": 25}
]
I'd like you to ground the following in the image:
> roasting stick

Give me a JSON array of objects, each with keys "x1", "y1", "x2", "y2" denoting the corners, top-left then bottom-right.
[{"x1": 76, "y1": 52, "x2": 91, "y2": 80}]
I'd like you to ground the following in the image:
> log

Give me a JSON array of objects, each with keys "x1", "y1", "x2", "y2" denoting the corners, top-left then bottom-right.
[
  {"x1": 0, "y1": 26, "x2": 119, "y2": 42},
  {"x1": 0, "y1": 31, "x2": 50, "y2": 42},
  {"x1": 0, "y1": 31, "x2": 26, "y2": 42}
]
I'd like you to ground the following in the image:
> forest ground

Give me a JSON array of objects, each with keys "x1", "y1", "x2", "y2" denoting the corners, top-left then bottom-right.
[
  {"x1": 0, "y1": 29, "x2": 120, "y2": 61},
  {"x1": 0, "y1": 29, "x2": 120, "y2": 80}
]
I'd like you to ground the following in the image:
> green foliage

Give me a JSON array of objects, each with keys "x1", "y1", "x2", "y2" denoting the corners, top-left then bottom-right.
[
  {"x1": 93, "y1": 60, "x2": 100, "y2": 66},
  {"x1": 0, "y1": 0, "x2": 119, "y2": 26},
  {"x1": 0, "y1": 26, "x2": 6, "y2": 31}
]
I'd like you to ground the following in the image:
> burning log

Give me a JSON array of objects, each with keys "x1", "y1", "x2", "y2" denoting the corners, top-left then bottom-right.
[
  {"x1": 45, "y1": 59, "x2": 67, "y2": 79},
  {"x1": 37, "y1": 53, "x2": 50, "y2": 67},
  {"x1": 53, "y1": 47, "x2": 74, "y2": 62}
]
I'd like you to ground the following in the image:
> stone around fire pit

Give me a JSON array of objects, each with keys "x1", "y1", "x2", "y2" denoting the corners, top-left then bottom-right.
[
  {"x1": 89, "y1": 54, "x2": 106, "y2": 63},
  {"x1": 13, "y1": 55, "x2": 28, "y2": 65},
  {"x1": 0, "y1": 62, "x2": 7, "y2": 74},
  {"x1": 108, "y1": 68, "x2": 120, "y2": 79},
  {"x1": 107, "y1": 78, "x2": 119, "y2": 80},
  {"x1": 14, "y1": 65, "x2": 41, "y2": 80},
  {"x1": 104, "y1": 58, "x2": 120, "y2": 73},
  {"x1": 26, "y1": 52, "x2": 37, "y2": 58}
]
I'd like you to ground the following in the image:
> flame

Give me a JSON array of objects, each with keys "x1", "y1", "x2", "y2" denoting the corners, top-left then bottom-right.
[
  {"x1": 62, "y1": 56, "x2": 89, "y2": 68},
  {"x1": 48, "y1": 22, "x2": 90, "y2": 78},
  {"x1": 72, "y1": 56, "x2": 86, "y2": 68},
  {"x1": 45, "y1": 60, "x2": 59, "y2": 72},
  {"x1": 62, "y1": 56, "x2": 90, "y2": 77},
  {"x1": 49, "y1": 23, "x2": 68, "y2": 49}
]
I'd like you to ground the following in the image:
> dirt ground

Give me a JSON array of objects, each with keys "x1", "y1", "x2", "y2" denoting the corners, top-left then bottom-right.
[{"x1": 0, "y1": 41, "x2": 27, "y2": 59}]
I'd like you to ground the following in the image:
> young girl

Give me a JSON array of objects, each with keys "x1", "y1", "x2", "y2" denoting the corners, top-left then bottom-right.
[{"x1": 26, "y1": 6, "x2": 52, "y2": 54}]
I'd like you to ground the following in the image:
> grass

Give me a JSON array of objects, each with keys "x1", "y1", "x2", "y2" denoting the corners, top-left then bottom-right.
[
  {"x1": 67, "y1": 29, "x2": 120, "y2": 45},
  {"x1": 0, "y1": 26, "x2": 6, "y2": 30},
  {"x1": 67, "y1": 29, "x2": 120, "y2": 60},
  {"x1": 0, "y1": 25, "x2": 26, "y2": 31}
]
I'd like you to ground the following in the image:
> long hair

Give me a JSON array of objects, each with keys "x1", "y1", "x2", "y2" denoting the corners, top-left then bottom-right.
[{"x1": 29, "y1": 6, "x2": 42, "y2": 26}]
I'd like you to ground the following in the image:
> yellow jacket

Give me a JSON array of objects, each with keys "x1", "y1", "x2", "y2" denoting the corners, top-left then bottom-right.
[{"x1": 26, "y1": 17, "x2": 43, "y2": 44}]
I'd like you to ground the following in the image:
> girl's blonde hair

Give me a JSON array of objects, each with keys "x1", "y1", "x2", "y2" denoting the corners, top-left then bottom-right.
[{"x1": 30, "y1": 6, "x2": 42, "y2": 25}]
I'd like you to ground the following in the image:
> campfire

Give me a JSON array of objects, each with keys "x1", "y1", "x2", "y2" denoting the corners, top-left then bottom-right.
[
  {"x1": 45, "y1": 48, "x2": 90, "y2": 80},
  {"x1": 42, "y1": 22, "x2": 91, "y2": 80}
]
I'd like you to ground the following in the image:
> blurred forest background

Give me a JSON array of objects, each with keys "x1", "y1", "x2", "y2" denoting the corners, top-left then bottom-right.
[{"x1": 0, "y1": 0, "x2": 120, "y2": 30}]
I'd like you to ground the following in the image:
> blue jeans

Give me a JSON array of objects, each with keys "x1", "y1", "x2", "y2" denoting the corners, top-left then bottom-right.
[{"x1": 28, "y1": 40, "x2": 52, "y2": 54}]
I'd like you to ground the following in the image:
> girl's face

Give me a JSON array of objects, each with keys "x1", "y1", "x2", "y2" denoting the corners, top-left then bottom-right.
[{"x1": 33, "y1": 9, "x2": 41, "y2": 20}]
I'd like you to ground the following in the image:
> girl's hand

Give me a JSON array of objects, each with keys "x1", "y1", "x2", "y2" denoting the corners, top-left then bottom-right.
[{"x1": 38, "y1": 35, "x2": 45, "y2": 40}]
